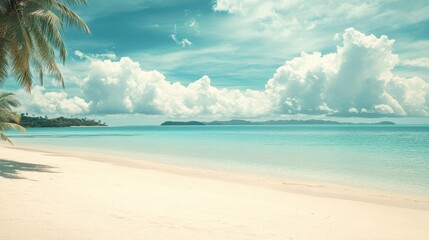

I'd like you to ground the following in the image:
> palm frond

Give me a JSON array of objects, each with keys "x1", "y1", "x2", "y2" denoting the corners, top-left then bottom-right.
[
  {"x1": 0, "y1": 110, "x2": 20, "y2": 123},
  {"x1": 52, "y1": 2, "x2": 91, "y2": 33},
  {"x1": 0, "y1": 37, "x2": 9, "y2": 84},
  {"x1": 0, "y1": 122, "x2": 25, "y2": 146},
  {"x1": 9, "y1": 40, "x2": 33, "y2": 91},
  {"x1": 0, "y1": 0, "x2": 89, "y2": 90},
  {"x1": 0, "y1": 92, "x2": 25, "y2": 145},
  {"x1": 32, "y1": 57, "x2": 45, "y2": 85},
  {"x1": 0, "y1": 122, "x2": 26, "y2": 132},
  {"x1": 0, "y1": 92, "x2": 21, "y2": 109},
  {"x1": 0, "y1": 133, "x2": 14, "y2": 145},
  {"x1": 0, "y1": 1, "x2": 8, "y2": 14},
  {"x1": 1, "y1": 8, "x2": 33, "y2": 91},
  {"x1": 29, "y1": 17, "x2": 65, "y2": 85},
  {"x1": 29, "y1": 8, "x2": 66, "y2": 63}
]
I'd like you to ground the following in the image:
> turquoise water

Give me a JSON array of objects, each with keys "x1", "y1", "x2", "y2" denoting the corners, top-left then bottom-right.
[{"x1": 8, "y1": 125, "x2": 429, "y2": 196}]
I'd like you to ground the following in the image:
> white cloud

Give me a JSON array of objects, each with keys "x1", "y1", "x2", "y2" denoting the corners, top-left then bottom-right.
[
  {"x1": 401, "y1": 58, "x2": 429, "y2": 69},
  {"x1": 16, "y1": 86, "x2": 90, "y2": 115},
  {"x1": 213, "y1": 0, "x2": 288, "y2": 17},
  {"x1": 170, "y1": 24, "x2": 193, "y2": 47},
  {"x1": 74, "y1": 50, "x2": 117, "y2": 60},
  {"x1": 212, "y1": 0, "x2": 378, "y2": 38},
  {"x1": 265, "y1": 28, "x2": 428, "y2": 117},
  {"x1": 82, "y1": 57, "x2": 271, "y2": 116},
  {"x1": 170, "y1": 34, "x2": 192, "y2": 47},
  {"x1": 185, "y1": 18, "x2": 199, "y2": 33},
  {"x1": 74, "y1": 50, "x2": 85, "y2": 59},
  {"x1": 80, "y1": 28, "x2": 428, "y2": 117},
  {"x1": 205, "y1": 0, "x2": 429, "y2": 90},
  {"x1": 17, "y1": 29, "x2": 429, "y2": 118}
]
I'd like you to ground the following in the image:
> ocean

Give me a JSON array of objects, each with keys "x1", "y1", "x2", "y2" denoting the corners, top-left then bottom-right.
[{"x1": 8, "y1": 125, "x2": 429, "y2": 196}]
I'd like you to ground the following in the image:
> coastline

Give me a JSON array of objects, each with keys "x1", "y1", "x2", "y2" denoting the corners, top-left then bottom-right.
[
  {"x1": 9, "y1": 143, "x2": 429, "y2": 208},
  {"x1": 1, "y1": 144, "x2": 429, "y2": 239}
]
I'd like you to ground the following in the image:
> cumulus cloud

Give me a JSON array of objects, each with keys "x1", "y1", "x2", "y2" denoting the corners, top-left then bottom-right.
[
  {"x1": 16, "y1": 28, "x2": 429, "y2": 118},
  {"x1": 267, "y1": 28, "x2": 429, "y2": 116},
  {"x1": 82, "y1": 57, "x2": 271, "y2": 116},
  {"x1": 79, "y1": 28, "x2": 428, "y2": 117},
  {"x1": 16, "y1": 86, "x2": 90, "y2": 115},
  {"x1": 265, "y1": 28, "x2": 428, "y2": 117}
]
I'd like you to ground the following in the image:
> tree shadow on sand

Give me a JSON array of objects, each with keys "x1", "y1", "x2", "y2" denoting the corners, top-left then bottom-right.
[{"x1": 0, "y1": 159, "x2": 55, "y2": 179}]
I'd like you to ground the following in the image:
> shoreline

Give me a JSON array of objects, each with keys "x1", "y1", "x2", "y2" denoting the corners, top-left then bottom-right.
[
  {"x1": 11, "y1": 124, "x2": 429, "y2": 201},
  {"x1": 9, "y1": 144, "x2": 429, "y2": 209},
  {"x1": 1, "y1": 144, "x2": 429, "y2": 239}
]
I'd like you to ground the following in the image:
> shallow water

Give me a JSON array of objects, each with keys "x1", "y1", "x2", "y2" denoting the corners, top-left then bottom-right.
[{"x1": 8, "y1": 125, "x2": 429, "y2": 196}]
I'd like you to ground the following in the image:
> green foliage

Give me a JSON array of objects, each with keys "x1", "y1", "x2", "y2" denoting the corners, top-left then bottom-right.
[
  {"x1": 0, "y1": 92, "x2": 25, "y2": 145},
  {"x1": 19, "y1": 114, "x2": 107, "y2": 128},
  {"x1": 0, "y1": 1, "x2": 90, "y2": 145},
  {"x1": 0, "y1": 0, "x2": 90, "y2": 91}
]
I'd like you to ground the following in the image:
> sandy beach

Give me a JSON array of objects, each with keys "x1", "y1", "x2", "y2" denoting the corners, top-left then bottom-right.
[{"x1": 1, "y1": 144, "x2": 428, "y2": 240}]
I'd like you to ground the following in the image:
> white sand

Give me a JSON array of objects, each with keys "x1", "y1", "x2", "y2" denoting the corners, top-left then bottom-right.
[{"x1": 1, "y1": 145, "x2": 428, "y2": 240}]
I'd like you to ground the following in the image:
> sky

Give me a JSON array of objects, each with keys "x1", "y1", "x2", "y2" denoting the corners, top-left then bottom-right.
[{"x1": 4, "y1": 0, "x2": 429, "y2": 125}]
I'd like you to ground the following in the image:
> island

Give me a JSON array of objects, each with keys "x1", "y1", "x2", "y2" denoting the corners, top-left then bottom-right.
[
  {"x1": 161, "y1": 121, "x2": 205, "y2": 126},
  {"x1": 161, "y1": 119, "x2": 396, "y2": 126},
  {"x1": 18, "y1": 114, "x2": 107, "y2": 128}
]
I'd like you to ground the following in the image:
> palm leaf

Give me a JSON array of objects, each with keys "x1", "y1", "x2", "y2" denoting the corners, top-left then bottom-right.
[
  {"x1": 0, "y1": 133, "x2": 14, "y2": 145},
  {"x1": 52, "y1": 2, "x2": 91, "y2": 33},
  {"x1": 0, "y1": 0, "x2": 89, "y2": 90},
  {"x1": 0, "y1": 92, "x2": 21, "y2": 109},
  {"x1": 0, "y1": 92, "x2": 25, "y2": 145},
  {"x1": 0, "y1": 37, "x2": 9, "y2": 84}
]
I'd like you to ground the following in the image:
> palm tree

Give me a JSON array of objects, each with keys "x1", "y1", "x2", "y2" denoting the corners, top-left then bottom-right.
[
  {"x1": 0, "y1": 0, "x2": 90, "y2": 92},
  {"x1": 0, "y1": 92, "x2": 25, "y2": 144}
]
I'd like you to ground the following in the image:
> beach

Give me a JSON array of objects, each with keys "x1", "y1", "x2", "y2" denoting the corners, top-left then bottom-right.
[
  {"x1": 1, "y1": 0, "x2": 428, "y2": 239},
  {"x1": 1, "y1": 144, "x2": 428, "y2": 240}
]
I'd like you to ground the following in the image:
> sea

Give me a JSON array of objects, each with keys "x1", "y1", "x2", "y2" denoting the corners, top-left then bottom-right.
[{"x1": 8, "y1": 125, "x2": 429, "y2": 196}]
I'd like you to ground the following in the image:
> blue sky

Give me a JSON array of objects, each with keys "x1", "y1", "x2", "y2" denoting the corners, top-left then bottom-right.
[{"x1": 5, "y1": 0, "x2": 429, "y2": 124}]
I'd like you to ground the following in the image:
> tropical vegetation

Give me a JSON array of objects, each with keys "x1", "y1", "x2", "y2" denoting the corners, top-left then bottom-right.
[
  {"x1": 0, "y1": 0, "x2": 90, "y2": 144},
  {"x1": 0, "y1": 0, "x2": 90, "y2": 90},
  {"x1": 0, "y1": 92, "x2": 25, "y2": 144},
  {"x1": 20, "y1": 114, "x2": 106, "y2": 127}
]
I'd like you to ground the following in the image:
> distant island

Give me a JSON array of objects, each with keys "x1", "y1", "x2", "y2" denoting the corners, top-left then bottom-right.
[
  {"x1": 18, "y1": 114, "x2": 107, "y2": 128},
  {"x1": 160, "y1": 121, "x2": 205, "y2": 126},
  {"x1": 161, "y1": 119, "x2": 395, "y2": 126}
]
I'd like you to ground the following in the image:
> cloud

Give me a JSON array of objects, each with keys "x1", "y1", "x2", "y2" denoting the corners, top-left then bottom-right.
[
  {"x1": 16, "y1": 29, "x2": 429, "y2": 118},
  {"x1": 82, "y1": 57, "x2": 271, "y2": 116},
  {"x1": 74, "y1": 50, "x2": 117, "y2": 60},
  {"x1": 79, "y1": 28, "x2": 428, "y2": 117},
  {"x1": 74, "y1": 50, "x2": 85, "y2": 59},
  {"x1": 170, "y1": 24, "x2": 192, "y2": 47},
  {"x1": 265, "y1": 28, "x2": 428, "y2": 117},
  {"x1": 185, "y1": 19, "x2": 200, "y2": 33},
  {"x1": 16, "y1": 86, "x2": 90, "y2": 115},
  {"x1": 212, "y1": 0, "x2": 378, "y2": 37},
  {"x1": 213, "y1": 0, "x2": 298, "y2": 39},
  {"x1": 170, "y1": 34, "x2": 192, "y2": 47},
  {"x1": 401, "y1": 58, "x2": 429, "y2": 69}
]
